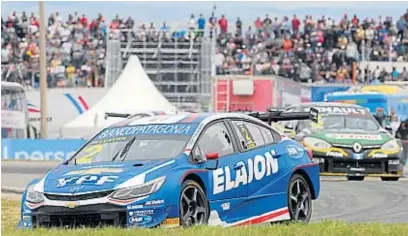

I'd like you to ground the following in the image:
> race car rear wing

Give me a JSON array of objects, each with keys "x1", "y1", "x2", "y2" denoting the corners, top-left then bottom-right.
[
  {"x1": 104, "y1": 112, "x2": 132, "y2": 120},
  {"x1": 246, "y1": 108, "x2": 319, "y2": 125}
]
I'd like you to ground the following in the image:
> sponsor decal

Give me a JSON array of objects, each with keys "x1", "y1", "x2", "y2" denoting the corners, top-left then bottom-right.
[
  {"x1": 96, "y1": 124, "x2": 193, "y2": 139},
  {"x1": 213, "y1": 150, "x2": 279, "y2": 195},
  {"x1": 221, "y1": 202, "x2": 230, "y2": 211},
  {"x1": 129, "y1": 215, "x2": 152, "y2": 225},
  {"x1": 127, "y1": 205, "x2": 144, "y2": 210},
  {"x1": 325, "y1": 133, "x2": 382, "y2": 141},
  {"x1": 352, "y1": 153, "x2": 363, "y2": 160},
  {"x1": 145, "y1": 199, "x2": 164, "y2": 206},
  {"x1": 350, "y1": 167, "x2": 365, "y2": 172},
  {"x1": 23, "y1": 209, "x2": 32, "y2": 214},
  {"x1": 57, "y1": 175, "x2": 118, "y2": 187},
  {"x1": 89, "y1": 137, "x2": 128, "y2": 145},
  {"x1": 65, "y1": 168, "x2": 124, "y2": 176},
  {"x1": 326, "y1": 152, "x2": 344, "y2": 157},
  {"x1": 129, "y1": 209, "x2": 155, "y2": 216},
  {"x1": 65, "y1": 202, "x2": 79, "y2": 209},
  {"x1": 161, "y1": 218, "x2": 180, "y2": 226},
  {"x1": 69, "y1": 185, "x2": 84, "y2": 194},
  {"x1": 22, "y1": 214, "x2": 32, "y2": 227},
  {"x1": 388, "y1": 160, "x2": 399, "y2": 165},
  {"x1": 314, "y1": 158, "x2": 324, "y2": 163},
  {"x1": 286, "y1": 145, "x2": 304, "y2": 158},
  {"x1": 310, "y1": 106, "x2": 370, "y2": 115},
  {"x1": 374, "y1": 153, "x2": 388, "y2": 158}
]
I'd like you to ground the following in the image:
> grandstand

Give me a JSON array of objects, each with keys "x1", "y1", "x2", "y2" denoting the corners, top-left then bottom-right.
[{"x1": 2, "y1": 9, "x2": 408, "y2": 110}]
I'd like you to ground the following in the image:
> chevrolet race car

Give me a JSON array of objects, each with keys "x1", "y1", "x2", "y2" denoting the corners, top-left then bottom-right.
[
  {"x1": 19, "y1": 111, "x2": 320, "y2": 229},
  {"x1": 278, "y1": 102, "x2": 406, "y2": 181}
]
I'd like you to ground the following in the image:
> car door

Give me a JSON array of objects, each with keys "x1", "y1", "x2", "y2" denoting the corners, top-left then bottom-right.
[
  {"x1": 193, "y1": 121, "x2": 249, "y2": 201},
  {"x1": 229, "y1": 120, "x2": 290, "y2": 196}
]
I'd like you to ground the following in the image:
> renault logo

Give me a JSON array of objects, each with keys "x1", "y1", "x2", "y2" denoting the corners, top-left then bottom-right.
[{"x1": 353, "y1": 142, "x2": 362, "y2": 153}]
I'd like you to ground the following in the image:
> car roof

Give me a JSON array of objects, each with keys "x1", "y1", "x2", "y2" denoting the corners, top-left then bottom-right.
[{"x1": 110, "y1": 112, "x2": 265, "y2": 128}]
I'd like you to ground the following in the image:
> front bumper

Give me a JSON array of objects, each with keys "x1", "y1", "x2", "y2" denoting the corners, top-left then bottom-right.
[
  {"x1": 28, "y1": 203, "x2": 128, "y2": 227},
  {"x1": 19, "y1": 197, "x2": 179, "y2": 229},
  {"x1": 313, "y1": 155, "x2": 403, "y2": 177}
]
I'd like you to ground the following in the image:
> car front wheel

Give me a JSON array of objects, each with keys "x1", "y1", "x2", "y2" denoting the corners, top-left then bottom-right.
[
  {"x1": 179, "y1": 180, "x2": 209, "y2": 227},
  {"x1": 287, "y1": 174, "x2": 313, "y2": 223}
]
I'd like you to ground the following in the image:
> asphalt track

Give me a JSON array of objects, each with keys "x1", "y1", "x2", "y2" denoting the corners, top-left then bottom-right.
[{"x1": 2, "y1": 161, "x2": 408, "y2": 223}]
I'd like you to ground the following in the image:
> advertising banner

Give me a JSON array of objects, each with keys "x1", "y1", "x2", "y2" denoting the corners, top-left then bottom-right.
[
  {"x1": 310, "y1": 86, "x2": 351, "y2": 102},
  {"x1": 1, "y1": 139, "x2": 86, "y2": 161}
]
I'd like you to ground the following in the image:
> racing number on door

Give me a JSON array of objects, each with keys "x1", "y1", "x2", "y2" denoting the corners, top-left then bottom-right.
[{"x1": 237, "y1": 123, "x2": 256, "y2": 149}]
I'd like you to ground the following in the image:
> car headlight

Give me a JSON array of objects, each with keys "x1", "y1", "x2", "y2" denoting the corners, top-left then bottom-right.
[
  {"x1": 381, "y1": 140, "x2": 400, "y2": 151},
  {"x1": 111, "y1": 176, "x2": 166, "y2": 200},
  {"x1": 303, "y1": 137, "x2": 331, "y2": 149},
  {"x1": 26, "y1": 185, "x2": 44, "y2": 204}
]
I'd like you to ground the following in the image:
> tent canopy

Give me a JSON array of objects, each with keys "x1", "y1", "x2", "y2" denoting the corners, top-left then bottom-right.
[{"x1": 61, "y1": 56, "x2": 177, "y2": 139}]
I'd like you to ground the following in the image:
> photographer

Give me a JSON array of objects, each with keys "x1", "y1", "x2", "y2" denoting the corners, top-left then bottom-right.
[{"x1": 396, "y1": 121, "x2": 408, "y2": 140}]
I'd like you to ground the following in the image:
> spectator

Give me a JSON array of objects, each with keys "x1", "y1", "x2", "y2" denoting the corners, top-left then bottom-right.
[
  {"x1": 398, "y1": 67, "x2": 408, "y2": 80},
  {"x1": 214, "y1": 11, "x2": 408, "y2": 84},
  {"x1": 2, "y1": 11, "x2": 106, "y2": 87},
  {"x1": 235, "y1": 17, "x2": 242, "y2": 36},
  {"x1": 218, "y1": 15, "x2": 228, "y2": 35},
  {"x1": 197, "y1": 14, "x2": 205, "y2": 37},
  {"x1": 188, "y1": 14, "x2": 196, "y2": 35},
  {"x1": 396, "y1": 121, "x2": 408, "y2": 140}
]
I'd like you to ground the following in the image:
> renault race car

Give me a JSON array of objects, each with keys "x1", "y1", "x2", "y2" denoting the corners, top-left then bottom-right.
[
  {"x1": 19, "y1": 111, "x2": 320, "y2": 229},
  {"x1": 278, "y1": 102, "x2": 406, "y2": 181}
]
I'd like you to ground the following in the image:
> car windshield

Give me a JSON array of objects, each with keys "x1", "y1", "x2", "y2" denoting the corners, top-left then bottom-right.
[
  {"x1": 68, "y1": 124, "x2": 194, "y2": 164},
  {"x1": 303, "y1": 114, "x2": 380, "y2": 131}
]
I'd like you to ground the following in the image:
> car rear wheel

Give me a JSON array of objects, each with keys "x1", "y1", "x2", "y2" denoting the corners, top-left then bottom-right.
[
  {"x1": 287, "y1": 174, "x2": 312, "y2": 223},
  {"x1": 381, "y1": 177, "x2": 400, "y2": 181},
  {"x1": 347, "y1": 176, "x2": 365, "y2": 181},
  {"x1": 179, "y1": 180, "x2": 209, "y2": 227}
]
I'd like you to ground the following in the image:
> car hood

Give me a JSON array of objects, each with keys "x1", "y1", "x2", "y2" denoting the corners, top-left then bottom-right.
[
  {"x1": 38, "y1": 159, "x2": 177, "y2": 194},
  {"x1": 307, "y1": 128, "x2": 393, "y2": 146}
]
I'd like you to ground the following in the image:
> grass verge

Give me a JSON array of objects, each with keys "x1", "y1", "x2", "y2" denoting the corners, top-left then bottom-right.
[{"x1": 2, "y1": 198, "x2": 408, "y2": 236}]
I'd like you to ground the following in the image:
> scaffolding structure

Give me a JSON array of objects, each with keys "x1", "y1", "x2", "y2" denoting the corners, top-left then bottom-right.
[{"x1": 105, "y1": 30, "x2": 215, "y2": 112}]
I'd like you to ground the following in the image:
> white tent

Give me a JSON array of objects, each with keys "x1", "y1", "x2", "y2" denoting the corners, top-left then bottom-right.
[{"x1": 61, "y1": 56, "x2": 177, "y2": 139}]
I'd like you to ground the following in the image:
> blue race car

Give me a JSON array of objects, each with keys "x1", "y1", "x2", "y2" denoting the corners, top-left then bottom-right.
[{"x1": 19, "y1": 110, "x2": 320, "y2": 229}]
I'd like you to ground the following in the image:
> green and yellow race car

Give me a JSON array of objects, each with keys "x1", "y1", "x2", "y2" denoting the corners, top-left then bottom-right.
[{"x1": 277, "y1": 102, "x2": 406, "y2": 181}]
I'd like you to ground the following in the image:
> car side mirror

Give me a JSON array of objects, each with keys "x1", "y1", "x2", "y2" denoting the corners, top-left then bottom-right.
[
  {"x1": 294, "y1": 133, "x2": 304, "y2": 142},
  {"x1": 206, "y1": 152, "x2": 219, "y2": 160},
  {"x1": 385, "y1": 126, "x2": 393, "y2": 133}
]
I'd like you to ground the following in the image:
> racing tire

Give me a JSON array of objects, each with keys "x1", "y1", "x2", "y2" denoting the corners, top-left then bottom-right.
[
  {"x1": 179, "y1": 180, "x2": 209, "y2": 227},
  {"x1": 347, "y1": 176, "x2": 365, "y2": 181},
  {"x1": 287, "y1": 174, "x2": 313, "y2": 223},
  {"x1": 381, "y1": 177, "x2": 400, "y2": 181}
]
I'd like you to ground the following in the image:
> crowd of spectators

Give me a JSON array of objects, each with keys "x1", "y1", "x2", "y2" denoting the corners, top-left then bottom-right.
[
  {"x1": 215, "y1": 10, "x2": 408, "y2": 84},
  {"x1": 2, "y1": 11, "x2": 107, "y2": 88},
  {"x1": 2, "y1": 9, "x2": 408, "y2": 88}
]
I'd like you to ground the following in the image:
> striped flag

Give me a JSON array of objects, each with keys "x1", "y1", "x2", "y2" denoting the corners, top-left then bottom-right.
[{"x1": 27, "y1": 103, "x2": 41, "y2": 113}]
